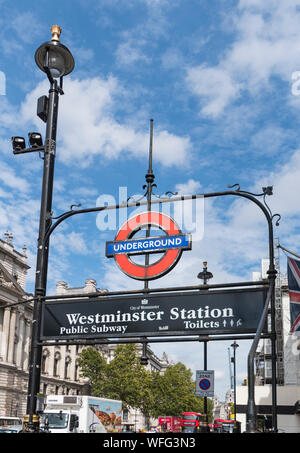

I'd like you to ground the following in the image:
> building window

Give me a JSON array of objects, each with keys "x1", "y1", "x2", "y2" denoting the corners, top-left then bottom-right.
[
  {"x1": 64, "y1": 356, "x2": 71, "y2": 379},
  {"x1": 54, "y1": 352, "x2": 61, "y2": 377},
  {"x1": 75, "y1": 361, "x2": 79, "y2": 381},
  {"x1": 42, "y1": 349, "x2": 50, "y2": 374}
]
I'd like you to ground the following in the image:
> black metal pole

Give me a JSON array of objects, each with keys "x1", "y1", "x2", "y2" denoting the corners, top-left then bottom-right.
[
  {"x1": 233, "y1": 347, "x2": 236, "y2": 422},
  {"x1": 25, "y1": 79, "x2": 59, "y2": 430},
  {"x1": 268, "y1": 268, "x2": 278, "y2": 433},
  {"x1": 246, "y1": 282, "x2": 274, "y2": 432},
  {"x1": 203, "y1": 340, "x2": 208, "y2": 430},
  {"x1": 231, "y1": 341, "x2": 239, "y2": 422}
]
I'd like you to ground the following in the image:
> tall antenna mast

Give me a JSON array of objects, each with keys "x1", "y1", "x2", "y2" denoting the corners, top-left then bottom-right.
[
  {"x1": 146, "y1": 118, "x2": 154, "y2": 211},
  {"x1": 144, "y1": 119, "x2": 155, "y2": 289}
]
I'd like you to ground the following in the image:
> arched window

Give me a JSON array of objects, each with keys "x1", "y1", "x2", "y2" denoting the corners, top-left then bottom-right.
[
  {"x1": 64, "y1": 356, "x2": 71, "y2": 379},
  {"x1": 75, "y1": 360, "x2": 80, "y2": 382},
  {"x1": 42, "y1": 349, "x2": 50, "y2": 374},
  {"x1": 54, "y1": 352, "x2": 61, "y2": 377}
]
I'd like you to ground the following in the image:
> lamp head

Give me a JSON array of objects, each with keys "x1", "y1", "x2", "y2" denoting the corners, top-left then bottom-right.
[
  {"x1": 140, "y1": 343, "x2": 149, "y2": 365},
  {"x1": 231, "y1": 341, "x2": 239, "y2": 349},
  {"x1": 197, "y1": 261, "x2": 213, "y2": 283},
  {"x1": 28, "y1": 132, "x2": 43, "y2": 148},
  {"x1": 35, "y1": 25, "x2": 74, "y2": 79},
  {"x1": 140, "y1": 355, "x2": 149, "y2": 366},
  {"x1": 11, "y1": 136, "x2": 26, "y2": 152}
]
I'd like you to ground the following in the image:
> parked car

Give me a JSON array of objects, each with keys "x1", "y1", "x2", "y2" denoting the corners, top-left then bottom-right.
[{"x1": 0, "y1": 424, "x2": 23, "y2": 433}]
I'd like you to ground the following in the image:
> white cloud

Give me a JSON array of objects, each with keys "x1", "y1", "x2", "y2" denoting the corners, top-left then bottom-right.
[
  {"x1": 175, "y1": 179, "x2": 202, "y2": 196},
  {"x1": 257, "y1": 148, "x2": 300, "y2": 219},
  {"x1": 186, "y1": 0, "x2": 300, "y2": 117},
  {"x1": 51, "y1": 231, "x2": 89, "y2": 256},
  {"x1": 115, "y1": 40, "x2": 151, "y2": 66},
  {"x1": 0, "y1": 161, "x2": 30, "y2": 192},
  {"x1": 186, "y1": 65, "x2": 241, "y2": 118},
  {"x1": 20, "y1": 77, "x2": 192, "y2": 168}
]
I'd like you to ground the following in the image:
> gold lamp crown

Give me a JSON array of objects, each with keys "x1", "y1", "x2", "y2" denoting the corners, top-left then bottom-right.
[{"x1": 51, "y1": 25, "x2": 62, "y2": 42}]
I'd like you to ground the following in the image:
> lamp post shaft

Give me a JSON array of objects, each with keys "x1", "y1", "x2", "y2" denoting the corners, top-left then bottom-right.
[
  {"x1": 233, "y1": 346, "x2": 237, "y2": 421},
  {"x1": 203, "y1": 340, "x2": 208, "y2": 428},
  {"x1": 26, "y1": 80, "x2": 59, "y2": 424}
]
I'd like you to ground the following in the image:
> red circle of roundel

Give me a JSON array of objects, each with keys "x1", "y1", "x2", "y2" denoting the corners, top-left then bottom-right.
[{"x1": 114, "y1": 211, "x2": 183, "y2": 280}]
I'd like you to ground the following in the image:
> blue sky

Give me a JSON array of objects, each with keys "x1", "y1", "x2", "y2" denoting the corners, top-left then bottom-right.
[{"x1": 1, "y1": 0, "x2": 300, "y2": 400}]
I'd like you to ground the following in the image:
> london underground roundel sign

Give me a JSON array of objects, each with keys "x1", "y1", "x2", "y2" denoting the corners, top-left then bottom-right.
[{"x1": 106, "y1": 211, "x2": 192, "y2": 280}]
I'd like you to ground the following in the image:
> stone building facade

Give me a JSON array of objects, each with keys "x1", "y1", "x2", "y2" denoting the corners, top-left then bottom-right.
[{"x1": 0, "y1": 233, "x2": 31, "y2": 417}]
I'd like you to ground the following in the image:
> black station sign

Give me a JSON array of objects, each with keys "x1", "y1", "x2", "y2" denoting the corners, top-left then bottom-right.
[{"x1": 40, "y1": 288, "x2": 267, "y2": 340}]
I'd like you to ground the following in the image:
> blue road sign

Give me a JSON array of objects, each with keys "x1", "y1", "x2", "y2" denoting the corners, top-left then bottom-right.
[{"x1": 196, "y1": 370, "x2": 214, "y2": 397}]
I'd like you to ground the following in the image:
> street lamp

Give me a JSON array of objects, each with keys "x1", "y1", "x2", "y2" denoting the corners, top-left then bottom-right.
[
  {"x1": 197, "y1": 261, "x2": 213, "y2": 285},
  {"x1": 35, "y1": 25, "x2": 74, "y2": 86},
  {"x1": 12, "y1": 25, "x2": 74, "y2": 432},
  {"x1": 231, "y1": 341, "x2": 239, "y2": 422},
  {"x1": 197, "y1": 261, "x2": 213, "y2": 432}
]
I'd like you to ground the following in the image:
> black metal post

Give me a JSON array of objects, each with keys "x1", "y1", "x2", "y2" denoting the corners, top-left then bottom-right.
[
  {"x1": 268, "y1": 267, "x2": 278, "y2": 433},
  {"x1": 233, "y1": 347, "x2": 237, "y2": 422},
  {"x1": 25, "y1": 79, "x2": 59, "y2": 430},
  {"x1": 246, "y1": 282, "x2": 274, "y2": 432},
  {"x1": 203, "y1": 340, "x2": 208, "y2": 430},
  {"x1": 231, "y1": 341, "x2": 239, "y2": 422}
]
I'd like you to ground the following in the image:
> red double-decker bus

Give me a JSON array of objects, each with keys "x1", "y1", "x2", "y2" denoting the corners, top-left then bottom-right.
[
  {"x1": 158, "y1": 416, "x2": 181, "y2": 433},
  {"x1": 181, "y1": 412, "x2": 207, "y2": 433},
  {"x1": 212, "y1": 419, "x2": 241, "y2": 433}
]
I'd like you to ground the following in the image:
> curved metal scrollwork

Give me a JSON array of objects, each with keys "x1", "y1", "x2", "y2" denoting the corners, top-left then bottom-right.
[
  {"x1": 228, "y1": 183, "x2": 281, "y2": 227},
  {"x1": 51, "y1": 203, "x2": 82, "y2": 220},
  {"x1": 126, "y1": 183, "x2": 179, "y2": 204}
]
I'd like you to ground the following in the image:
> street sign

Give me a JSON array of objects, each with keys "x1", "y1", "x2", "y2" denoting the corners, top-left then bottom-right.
[
  {"x1": 196, "y1": 370, "x2": 214, "y2": 398},
  {"x1": 106, "y1": 211, "x2": 192, "y2": 280},
  {"x1": 41, "y1": 287, "x2": 267, "y2": 341}
]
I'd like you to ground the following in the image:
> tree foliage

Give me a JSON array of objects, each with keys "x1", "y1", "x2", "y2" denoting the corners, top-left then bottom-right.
[
  {"x1": 151, "y1": 362, "x2": 204, "y2": 417},
  {"x1": 78, "y1": 345, "x2": 213, "y2": 420},
  {"x1": 78, "y1": 344, "x2": 153, "y2": 412},
  {"x1": 77, "y1": 347, "x2": 107, "y2": 395}
]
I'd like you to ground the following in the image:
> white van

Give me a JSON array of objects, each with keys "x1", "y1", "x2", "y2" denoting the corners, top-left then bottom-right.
[{"x1": 0, "y1": 416, "x2": 23, "y2": 433}]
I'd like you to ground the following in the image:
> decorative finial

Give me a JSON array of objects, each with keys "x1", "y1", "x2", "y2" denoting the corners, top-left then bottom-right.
[{"x1": 51, "y1": 25, "x2": 62, "y2": 42}]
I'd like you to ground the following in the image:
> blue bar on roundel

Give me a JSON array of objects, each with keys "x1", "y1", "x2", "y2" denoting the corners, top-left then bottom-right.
[{"x1": 106, "y1": 234, "x2": 192, "y2": 258}]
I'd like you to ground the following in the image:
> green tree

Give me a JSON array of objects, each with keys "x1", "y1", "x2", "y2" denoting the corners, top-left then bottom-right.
[
  {"x1": 78, "y1": 346, "x2": 213, "y2": 422},
  {"x1": 104, "y1": 344, "x2": 153, "y2": 412},
  {"x1": 78, "y1": 344, "x2": 154, "y2": 414},
  {"x1": 151, "y1": 362, "x2": 204, "y2": 417},
  {"x1": 77, "y1": 347, "x2": 108, "y2": 395}
]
